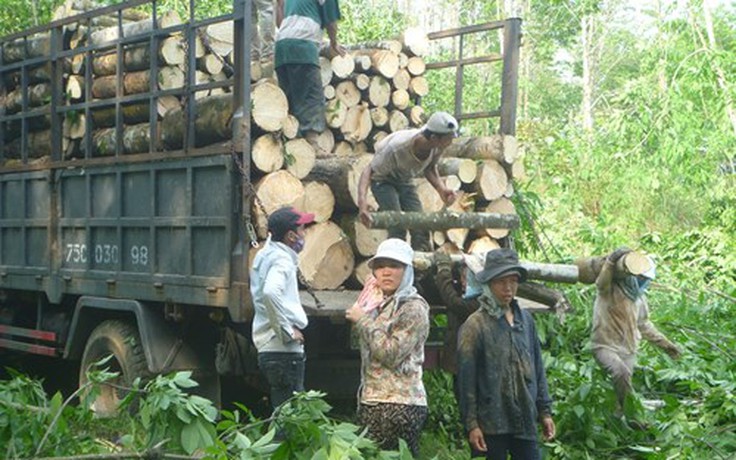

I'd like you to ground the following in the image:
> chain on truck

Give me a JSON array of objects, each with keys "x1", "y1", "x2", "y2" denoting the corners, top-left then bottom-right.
[{"x1": 0, "y1": 0, "x2": 522, "y2": 412}]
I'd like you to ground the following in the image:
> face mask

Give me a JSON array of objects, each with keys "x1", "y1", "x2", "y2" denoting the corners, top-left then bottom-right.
[
  {"x1": 291, "y1": 235, "x2": 305, "y2": 253},
  {"x1": 637, "y1": 277, "x2": 651, "y2": 292}
]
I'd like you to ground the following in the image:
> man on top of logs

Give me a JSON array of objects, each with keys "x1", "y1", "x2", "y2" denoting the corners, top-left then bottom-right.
[
  {"x1": 358, "y1": 111, "x2": 460, "y2": 251},
  {"x1": 592, "y1": 247, "x2": 682, "y2": 422},
  {"x1": 275, "y1": 0, "x2": 345, "y2": 153}
]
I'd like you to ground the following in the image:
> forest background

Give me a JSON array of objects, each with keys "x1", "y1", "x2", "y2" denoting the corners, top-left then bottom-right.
[{"x1": 0, "y1": 0, "x2": 734, "y2": 459}]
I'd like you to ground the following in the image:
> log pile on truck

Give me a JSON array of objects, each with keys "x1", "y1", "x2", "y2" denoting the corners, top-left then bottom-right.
[{"x1": 0, "y1": 0, "x2": 526, "y2": 298}]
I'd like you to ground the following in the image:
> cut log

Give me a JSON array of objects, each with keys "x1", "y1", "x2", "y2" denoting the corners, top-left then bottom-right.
[
  {"x1": 408, "y1": 76, "x2": 429, "y2": 97},
  {"x1": 333, "y1": 141, "x2": 354, "y2": 157},
  {"x1": 157, "y1": 95, "x2": 181, "y2": 117},
  {"x1": 282, "y1": 114, "x2": 300, "y2": 139},
  {"x1": 305, "y1": 155, "x2": 376, "y2": 210},
  {"x1": 575, "y1": 252, "x2": 654, "y2": 284},
  {"x1": 3, "y1": 34, "x2": 50, "y2": 63},
  {"x1": 482, "y1": 197, "x2": 516, "y2": 239},
  {"x1": 302, "y1": 181, "x2": 335, "y2": 223},
  {"x1": 517, "y1": 282, "x2": 572, "y2": 312},
  {"x1": 335, "y1": 80, "x2": 361, "y2": 108},
  {"x1": 388, "y1": 110, "x2": 409, "y2": 132},
  {"x1": 348, "y1": 40, "x2": 402, "y2": 54},
  {"x1": 284, "y1": 138, "x2": 316, "y2": 179},
  {"x1": 368, "y1": 76, "x2": 391, "y2": 108},
  {"x1": 392, "y1": 68, "x2": 411, "y2": 91},
  {"x1": 66, "y1": 75, "x2": 84, "y2": 101},
  {"x1": 160, "y1": 36, "x2": 186, "y2": 65},
  {"x1": 354, "y1": 55, "x2": 371, "y2": 72},
  {"x1": 391, "y1": 89, "x2": 411, "y2": 110},
  {"x1": 432, "y1": 231, "x2": 447, "y2": 247},
  {"x1": 4, "y1": 83, "x2": 52, "y2": 114},
  {"x1": 298, "y1": 221, "x2": 355, "y2": 290},
  {"x1": 313, "y1": 129, "x2": 335, "y2": 155},
  {"x1": 341, "y1": 104, "x2": 372, "y2": 143},
  {"x1": 415, "y1": 178, "x2": 443, "y2": 212},
  {"x1": 354, "y1": 73, "x2": 371, "y2": 91},
  {"x1": 504, "y1": 181, "x2": 515, "y2": 198},
  {"x1": 89, "y1": 10, "x2": 182, "y2": 46},
  {"x1": 2, "y1": 63, "x2": 54, "y2": 87},
  {"x1": 340, "y1": 215, "x2": 388, "y2": 257},
  {"x1": 252, "y1": 80, "x2": 288, "y2": 132},
  {"x1": 90, "y1": 102, "x2": 150, "y2": 128},
  {"x1": 368, "y1": 50, "x2": 399, "y2": 79},
  {"x1": 250, "y1": 60, "x2": 263, "y2": 82},
  {"x1": 4, "y1": 130, "x2": 52, "y2": 159},
  {"x1": 474, "y1": 160, "x2": 508, "y2": 201},
  {"x1": 251, "y1": 133, "x2": 284, "y2": 173},
  {"x1": 353, "y1": 259, "x2": 372, "y2": 286},
  {"x1": 521, "y1": 262, "x2": 579, "y2": 284},
  {"x1": 369, "y1": 130, "x2": 388, "y2": 150},
  {"x1": 161, "y1": 94, "x2": 233, "y2": 149},
  {"x1": 443, "y1": 135, "x2": 520, "y2": 164},
  {"x1": 158, "y1": 66, "x2": 186, "y2": 90},
  {"x1": 445, "y1": 174, "x2": 462, "y2": 192},
  {"x1": 438, "y1": 157, "x2": 478, "y2": 184},
  {"x1": 370, "y1": 107, "x2": 389, "y2": 128},
  {"x1": 369, "y1": 210, "x2": 519, "y2": 231},
  {"x1": 331, "y1": 53, "x2": 355, "y2": 79},
  {"x1": 406, "y1": 56, "x2": 426, "y2": 76},
  {"x1": 445, "y1": 191, "x2": 474, "y2": 249},
  {"x1": 91, "y1": 70, "x2": 151, "y2": 99},
  {"x1": 80, "y1": 122, "x2": 154, "y2": 156},
  {"x1": 65, "y1": 114, "x2": 86, "y2": 139},
  {"x1": 325, "y1": 99, "x2": 348, "y2": 129},
  {"x1": 401, "y1": 27, "x2": 430, "y2": 57},
  {"x1": 397, "y1": 52, "x2": 409, "y2": 69},
  {"x1": 468, "y1": 236, "x2": 501, "y2": 255},
  {"x1": 92, "y1": 45, "x2": 151, "y2": 76},
  {"x1": 511, "y1": 158, "x2": 526, "y2": 181},
  {"x1": 198, "y1": 53, "x2": 224, "y2": 75},
  {"x1": 253, "y1": 170, "x2": 305, "y2": 238}
]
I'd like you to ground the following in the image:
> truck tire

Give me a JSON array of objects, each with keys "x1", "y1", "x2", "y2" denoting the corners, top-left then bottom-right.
[{"x1": 79, "y1": 319, "x2": 149, "y2": 416}]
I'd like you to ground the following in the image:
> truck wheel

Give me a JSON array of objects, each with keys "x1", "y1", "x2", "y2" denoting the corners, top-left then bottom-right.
[{"x1": 79, "y1": 320, "x2": 148, "y2": 416}]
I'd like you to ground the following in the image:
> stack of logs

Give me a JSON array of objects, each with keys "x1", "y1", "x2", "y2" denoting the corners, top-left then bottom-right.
[{"x1": 0, "y1": 1, "x2": 526, "y2": 293}]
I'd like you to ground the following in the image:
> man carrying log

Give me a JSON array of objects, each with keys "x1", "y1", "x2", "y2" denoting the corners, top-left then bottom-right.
[
  {"x1": 592, "y1": 248, "x2": 682, "y2": 419},
  {"x1": 275, "y1": 0, "x2": 345, "y2": 152},
  {"x1": 358, "y1": 111, "x2": 459, "y2": 251}
]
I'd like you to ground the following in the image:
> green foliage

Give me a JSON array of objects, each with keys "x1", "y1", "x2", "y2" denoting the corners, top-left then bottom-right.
[{"x1": 338, "y1": 0, "x2": 408, "y2": 45}]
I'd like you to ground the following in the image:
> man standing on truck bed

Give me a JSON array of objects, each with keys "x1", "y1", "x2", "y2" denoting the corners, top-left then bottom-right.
[
  {"x1": 358, "y1": 111, "x2": 459, "y2": 251},
  {"x1": 250, "y1": 206, "x2": 314, "y2": 410},
  {"x1": 275, "y1": 0, "x2": 345, "y2": 154}
]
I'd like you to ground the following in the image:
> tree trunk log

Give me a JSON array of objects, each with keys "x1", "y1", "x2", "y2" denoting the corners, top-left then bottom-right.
[
  {"x1": 482, "y1": 197, "x2": 516, "y2": 239},
  {"x1": 90, "y1": 102, "x2": 150, "y2": 128},
  {"x1": 341, "y1": 104, "x2": 372, "y2": 143},
  {"x1": 313, "y1": 129, "x2": 335, "y2": 155},
  {"x1": 298, "y1": 221, "x2": 355, "y2": 290},
  {"x1": 415, "y1": 178, "x2": 443, "y2": 212},
  {"x1": 401, "y1": 27, "x2": 430, "y2": 57},
  {"x1": 4, "y1": 83, "x2": 51, "y2": 114},
  {"x1": 391, "y1": 89, "x2": 411, "y2": 110},
  {"x1": 473, "y1": 160, "x2": 508, "y2": 201},
  {"x1": 369, "y1": 210, "x2": 519, "y2": 231},
  {"x1": 319, "y1": 57, "x2": 332, "y2": 87},
  {"x1": 335, "y1": 80, "x2": 361, "y2": 108},
  {"x1": 368, "y1": 50, "x2": 399, "y2": 79},
  {"x1": 80, "y1": 122, "x2": 155, "y2": 157},
  {"x1": 66, "y1": 75, "x2": 84, "y2": 101},
  {"x1": 407, "y1": 105, "x2": 425, "y2": 126},
  {"x1": 253, "y1": 170, "x2": 305, "y2": 238},
  {"x1": 92, "y1": 45, "x2": 151, "y2": 76},
  {"x1": 392, "y1": 68, "x2": 411, "y2": 91},
  {"x1": 325, "y1": 99, "x2": 347, "y2": 128},
  {"x1": 368, "y1": 76, "x2": 391, "y2": 107},
  {"x1": 408, "y1": 76, "x2": 429, "y2": 97},
  {"x1": 340, "y1": 215, "x2": 388, "y2": 257},
  {"x1": 330, "y1": 53, "x2": 355, "y2": 79},
  {"x1": 388, "y1": 109, "x2": 409, "y2": 132},
  {"x1": 3, "y1": 34, "x2": 50, "y2": 63},
  {"x1": 323, "y1": 84, "x2": 336, "y2": 100},
  {"x1": 347, "y1": 40, "x2": 402, "y2": 54},
  {"x1": 354, "y1": 73, "x2": 371, "y2": 90},
  {"x1": 438, "y1": 157, "x2": 478, "y2": 184},
  {"x1": 575, "y1": 252, "x2": 654, "y2": 284},
  {"x1": 284, "y1": 138, "x2": 316, "y2": 179},
  {"x1": 406, "y1": 56, "x2": 426, "y2": 76},
  {"x1": 302, "y1": 181, "x2": 335, "y2": 223},
  {"x1": 161, "y1": 94, "x2": 233, "y2": 149},
  {"x1": 89, "y1": 10, "x2": 182, "y2": 46},
  {"x1": 91, "y1": 70, "x2": 152, "y2": 99},
  {"x1": 370, "y1": 106, "x2": 389, "y2": 128},
  {"x1": 282, "y1": 114, "x2": 300, "y2": 139},
  {"x1": 4, "y1": 130, "x2": 52, "y2": 159},
  {"x1": 252, "y1": 80, "x2": 288, "y2": 132},
  {"x1": 251, "y1": 133, "x2": 284, "y2": 173},
  {"x1": 304, "y1": 155, "x2": 375, "y2": 211},
  {"x1": 443, "y1": 135, "x2": 520, "y2": 164}
]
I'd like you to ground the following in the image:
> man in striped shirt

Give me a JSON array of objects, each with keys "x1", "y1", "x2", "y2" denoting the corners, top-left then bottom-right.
[{"x1": 275, "y1": 0, "x2": 345, "y2": 151}]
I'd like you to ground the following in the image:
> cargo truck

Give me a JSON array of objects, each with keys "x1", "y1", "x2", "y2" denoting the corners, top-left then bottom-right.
[{"x1": 0, "y1": 0, "x2": 523, "y2": 412}]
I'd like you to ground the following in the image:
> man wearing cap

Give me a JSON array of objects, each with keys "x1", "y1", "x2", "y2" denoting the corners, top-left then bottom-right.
[
  {"x1": 345, "y1": 238, "x2": 430, "y2": 456},
  {"x1": 250, "y1": 206, "x2": 314, "y2": 410},
  {"x1": 357, "y1": 111, "x2": 460, "y2": 251},
  {"x1": 458, "y1": 248, "x2": 555, "y2": 460},
  {"x1": 592, "y1": 248, "x2": 681, "y2": 418}
]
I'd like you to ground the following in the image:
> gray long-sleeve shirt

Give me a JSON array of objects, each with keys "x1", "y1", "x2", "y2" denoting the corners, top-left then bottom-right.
[{"x1": 457, "y1": 298, "x2": 552, "y2": 440}]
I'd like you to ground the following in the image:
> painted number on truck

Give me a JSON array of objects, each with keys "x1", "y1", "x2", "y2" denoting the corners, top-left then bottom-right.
[
  {"x1": 130, "y1": 245, "x2": 149, "y2": 266},
  {"x1": 66, "y1": 243, "x2": 88, "y2": 263},
  {"x1": 94, "y1": 244, "x2": 119, "y2": 264}
]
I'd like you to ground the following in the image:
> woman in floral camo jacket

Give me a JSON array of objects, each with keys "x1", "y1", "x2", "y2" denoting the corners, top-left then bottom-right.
[{"x1": 345, "y1": 238, "x2": 430, "y2": 457}]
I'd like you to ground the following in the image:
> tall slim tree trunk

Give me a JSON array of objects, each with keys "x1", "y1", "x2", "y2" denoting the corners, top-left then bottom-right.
[
  {"x1": 581, "y1": 15, "x2": 595, "y2": 134},
  {"x1": 701, "y1": 0, "x2": 736, "y2": 137}
]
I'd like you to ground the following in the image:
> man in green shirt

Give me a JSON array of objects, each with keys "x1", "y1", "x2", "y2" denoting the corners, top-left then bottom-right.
[{"x1": 275, "y1": 0, "x2": 344, "y2": 150}]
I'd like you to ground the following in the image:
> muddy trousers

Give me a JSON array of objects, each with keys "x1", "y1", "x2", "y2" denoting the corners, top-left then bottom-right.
[{"x1": 593, "y1": 347, "x2": 636, "y2": 411}]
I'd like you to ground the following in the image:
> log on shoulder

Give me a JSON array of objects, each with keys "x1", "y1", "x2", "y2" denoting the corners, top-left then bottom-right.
[{"x1": 368, "y1": 211, "x2": 520, "y2": 231}]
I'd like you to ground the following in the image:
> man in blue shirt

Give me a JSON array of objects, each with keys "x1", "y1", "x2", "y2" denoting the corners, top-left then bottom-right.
[{"x1": 275, "y1": 0, "x2": 344, "y2": 151}]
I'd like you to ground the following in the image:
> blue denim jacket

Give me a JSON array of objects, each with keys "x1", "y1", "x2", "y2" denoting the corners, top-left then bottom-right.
[{"x1": 457, "y1": 297, "x2": 553, "y2": 440}]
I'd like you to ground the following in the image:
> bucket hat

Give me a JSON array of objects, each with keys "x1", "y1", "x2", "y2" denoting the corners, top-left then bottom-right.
[
  {"x1": 476, "y1": 248, "x2": 528, "y2": 284},
  {"x1": 368, "y1": 238, "x2": 414, "y2": 268}
]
